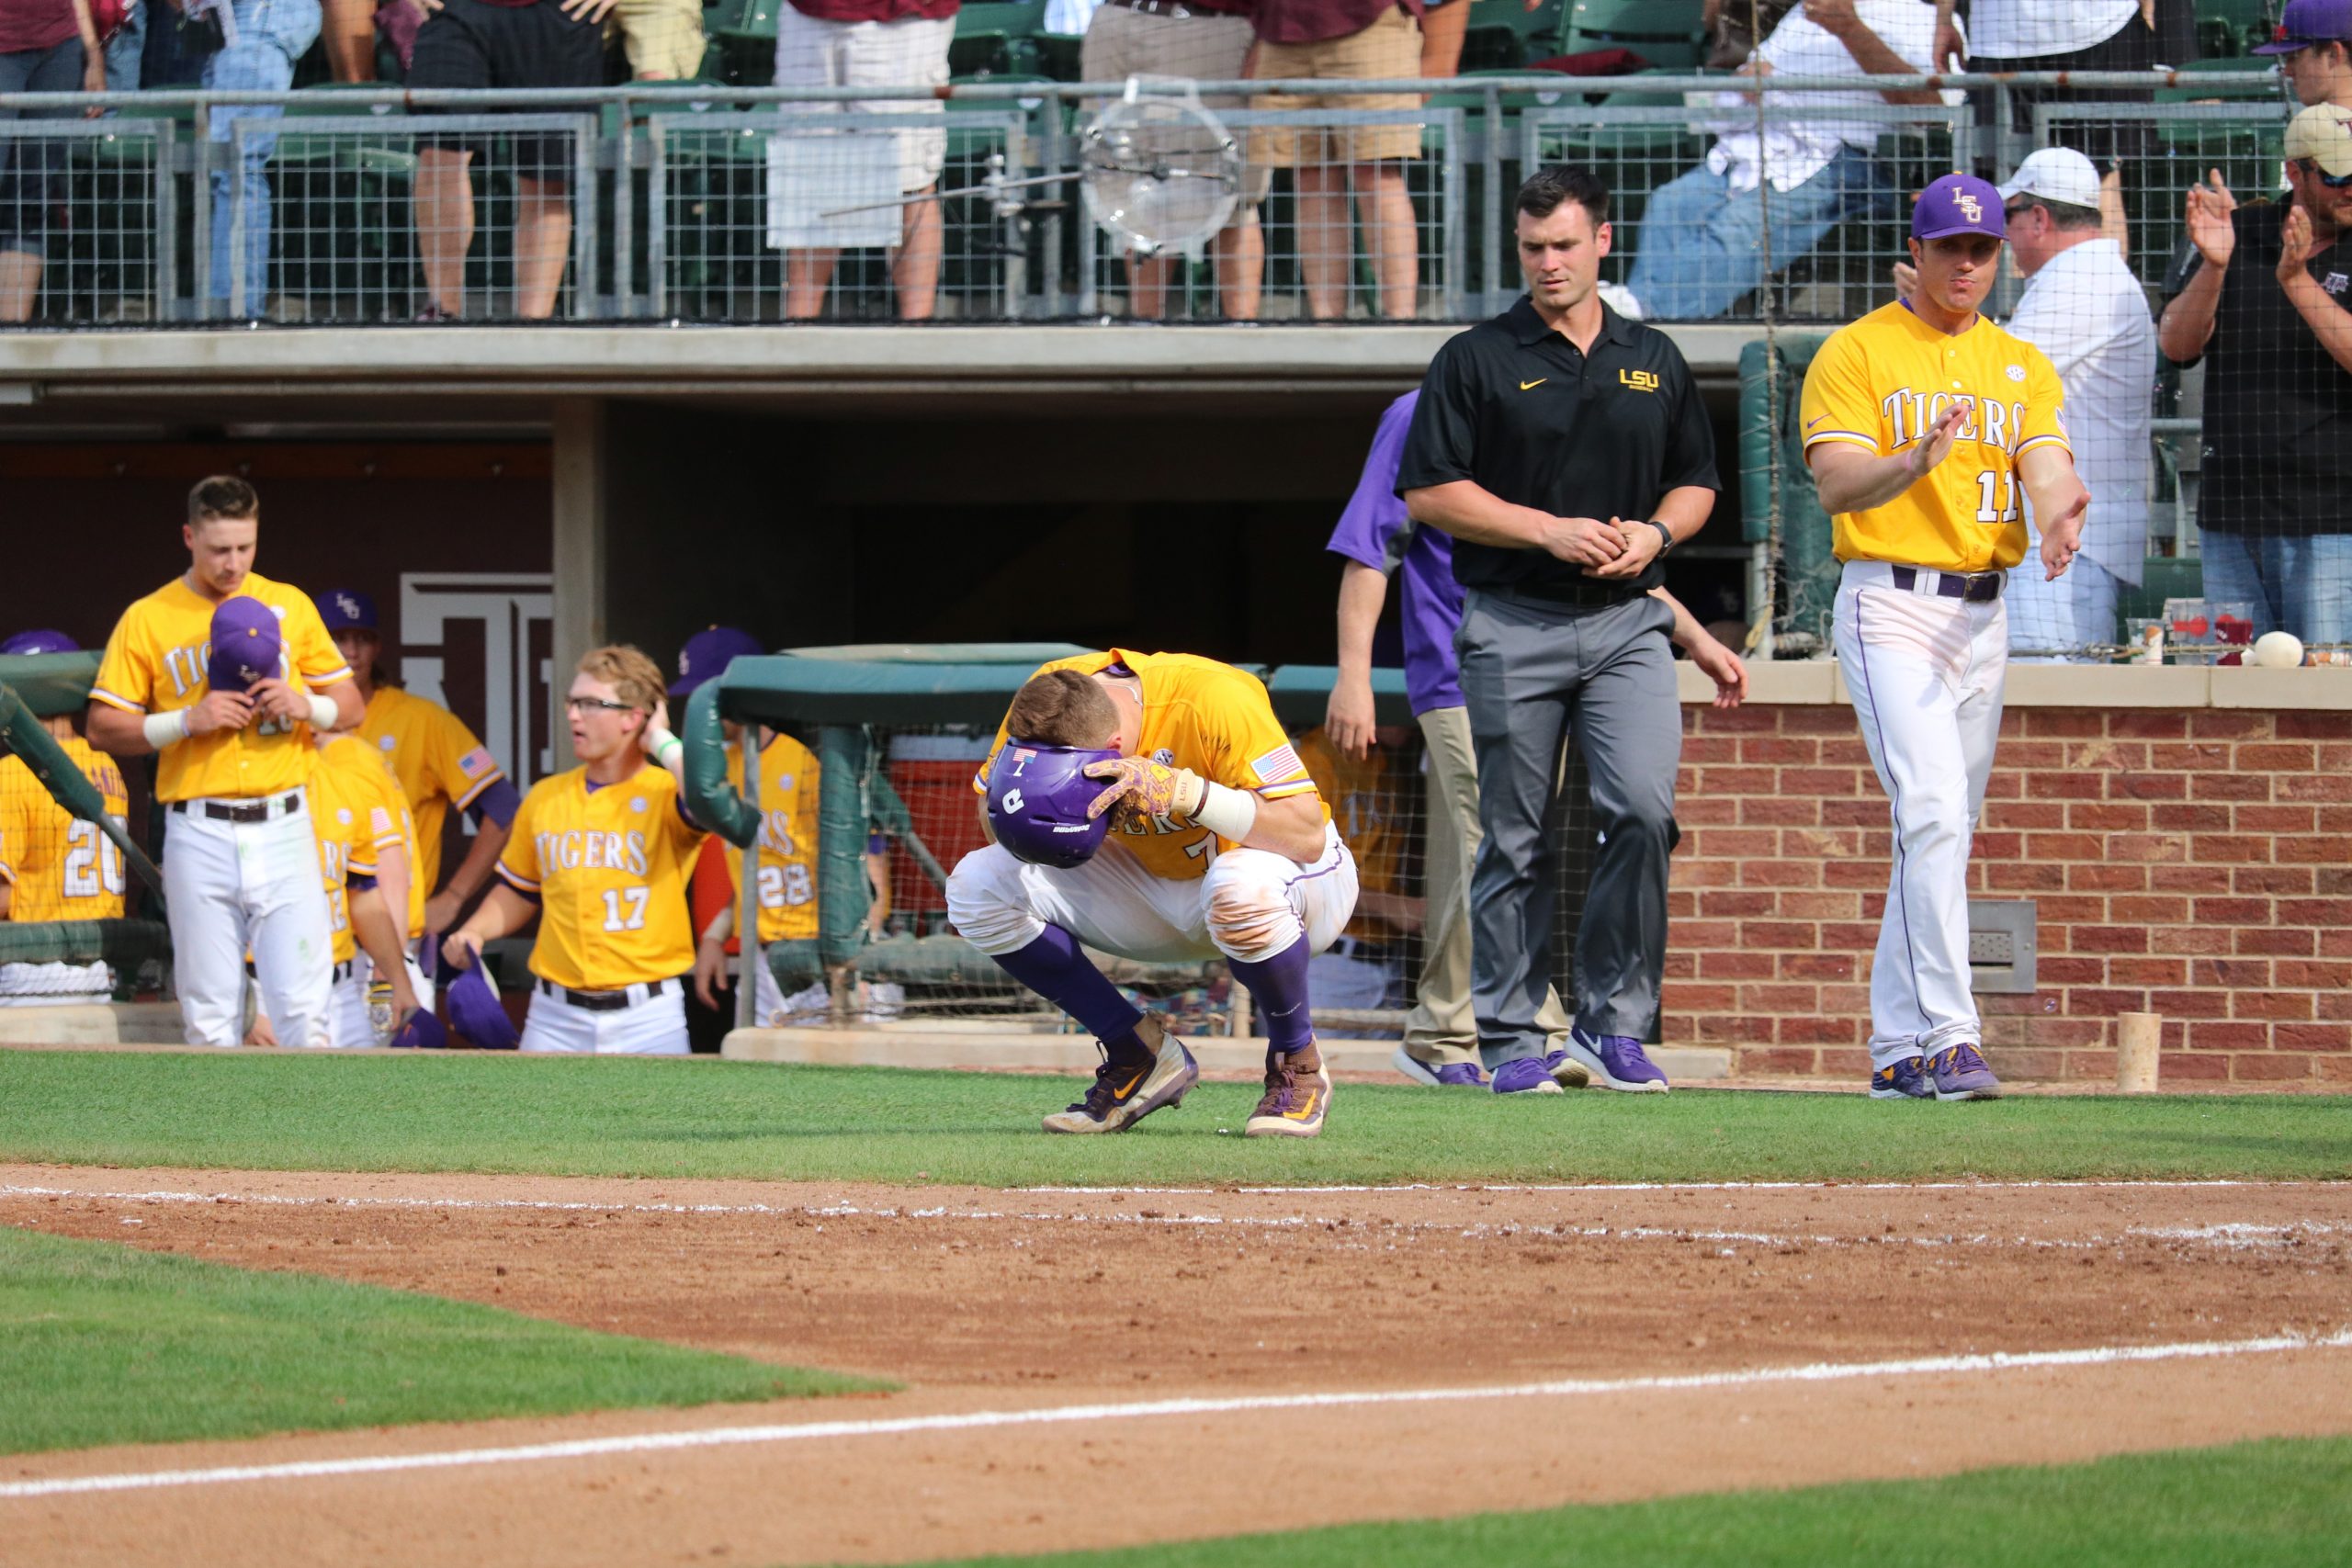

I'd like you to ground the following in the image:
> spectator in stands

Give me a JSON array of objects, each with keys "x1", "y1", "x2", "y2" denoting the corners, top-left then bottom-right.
[
  {"x1": 1081, "y1": 0, "x2": 1263, "y2": 320},
  {"x1": 409, "y1": 0, "x2": 616, "y2": 320},
  {"x1": 1900, "y1": 147, "x2": 2154, "y2": 657},
  {"x1": 2260, "y1": 0, "x2": 2352, "y2": 110},
  {"x1": 1295, "y1": 722, "x2": 1421, "y2": 1018},
  {"x1": 0, "y1": 0, "x2": 106, "y2": 323},
  {"x1": 774, "y1": 0, "x2": 956, "y2": 321},
  {"x1": 188, "y1": 0, "x2": 323, "y2": 315},
  {"x1": 1932, "y1": 1, "x2": 2197, "y2": 250},
  {"x1": 1250, "y1": 0, "x2": 1428, "y2": 320},
  {"x1": 614, "y1": 0, "x2": 702, "y2": 78},
  {"x1": 2159, "y1": 103, "x2": 2352, "y2": 648},
  {"x1": 102, "y1": 0, "x2": 143, "y2": 89},
  {"x1": 321, "y1": 0, "x2": 371, "y2": 76},
  {"x1": 1620, "y1": 0, "x2": 1951, "y2": 323}
]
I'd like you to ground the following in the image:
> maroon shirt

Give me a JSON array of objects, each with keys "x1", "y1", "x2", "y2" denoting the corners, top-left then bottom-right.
[
  {"x1": 0, "y1": 0, "x2": 80, "y2": 56},
  {"x1": 1253, "y1": 0, "x2": 1419, "y2": 45},
  {"x1": 787, "y1": 0, "x2": 958, "y2": 21}
]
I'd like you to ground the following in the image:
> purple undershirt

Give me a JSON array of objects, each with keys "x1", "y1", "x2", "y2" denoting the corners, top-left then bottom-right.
[{"x1": 1324, "y1": 390, "x2": 1464, "y2": 716}]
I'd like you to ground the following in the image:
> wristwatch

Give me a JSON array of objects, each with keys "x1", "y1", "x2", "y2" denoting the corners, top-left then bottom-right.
[{"x1": 1646, "y1": 519, "x2": 1676, "y2": 558}]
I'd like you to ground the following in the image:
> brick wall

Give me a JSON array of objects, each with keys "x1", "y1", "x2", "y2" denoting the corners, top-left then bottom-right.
[{"x1": 1665, "y1": 704, "x2": 2352, "y2": 1087}]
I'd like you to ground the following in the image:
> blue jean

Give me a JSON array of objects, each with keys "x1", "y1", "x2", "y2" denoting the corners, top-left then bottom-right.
[
  {"x1": 2197, "y1": 531, "x2": 2352, "y2": 647},
  {"x1": 203, "y1": 0, "x2": 321, "y2": 309},
  {"x1": 1624, "y1": 144, "x2": 1893, "y2": 322}
]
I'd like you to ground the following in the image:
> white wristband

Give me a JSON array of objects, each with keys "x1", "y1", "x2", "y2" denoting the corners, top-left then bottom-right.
[
  {"x1": 649, "y1": 728, "x2": 684, "y2": 764},
  {"x1": 307, "y1": 694, "x2": 339, "y2": 730},
  {"x1": 141, "y1": 709, "x2": 188, "y2": 750},
  {"x1": 1191, "y1": 780, "x2": 1259, "y2": 842}
]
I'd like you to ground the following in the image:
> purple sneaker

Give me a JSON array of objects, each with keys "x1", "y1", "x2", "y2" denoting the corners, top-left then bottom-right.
[
  {"x1": 1871, "y1": 1055, "x2": 1932, "y2": 1100},
  {"x1": 1928, "y1": 1043, "x2": 2003, "y2": 1101},
  {"x1": 1392, "y1": 1046, "x2": 1485, "y2": 1088},
  {"x1": 1566, "y1": 1027, "x2": 1669, "y2": 1093},
  {"x1": 1490, "y1": 1056, "x2": 1564, "y2": 1096}
]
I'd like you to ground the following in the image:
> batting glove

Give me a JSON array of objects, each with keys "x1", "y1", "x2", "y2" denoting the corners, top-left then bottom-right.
[{"x1": 1082, "y1": 756, "x2": 1206, "y2": 832}]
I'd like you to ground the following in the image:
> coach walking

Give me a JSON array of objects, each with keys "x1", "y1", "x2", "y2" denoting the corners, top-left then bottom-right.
[{"x1": 1397, "y1": 164, "x2": 1720, "y2": 1096}]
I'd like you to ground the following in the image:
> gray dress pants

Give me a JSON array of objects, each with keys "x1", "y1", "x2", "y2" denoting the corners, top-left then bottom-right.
[{"x1": 1457, "y1": 588, "x2": 1681, "y2": 1063}]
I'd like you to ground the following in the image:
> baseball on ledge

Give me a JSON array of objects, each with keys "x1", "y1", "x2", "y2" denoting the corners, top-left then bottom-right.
[{"x1": 2249, "y1": 631, "x2": 2305, "y2": 669}]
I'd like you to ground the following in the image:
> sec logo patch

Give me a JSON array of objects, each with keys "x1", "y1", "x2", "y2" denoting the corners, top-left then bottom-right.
[
  {"x1": 379, "y1": 735, "x2": 396, "y2": 751},
  {"x1": 630, "y1": 796, "x2": 650, "y2": 814},
  {"x1": 2006, "y1": 365, "x2": 2026, "y2": 383}
]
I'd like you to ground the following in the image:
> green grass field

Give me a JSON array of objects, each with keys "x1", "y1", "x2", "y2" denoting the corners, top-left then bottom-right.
[
  {"x1": 1, "y1": 1052, "x2": 2346, "y2": 1184},
  {"x1": 0, "y1": 1225, "x2": 878, "y2": 1454},
  {"x1": 918, "y1": 1435, "x2": 2352, "y2": 1568}
]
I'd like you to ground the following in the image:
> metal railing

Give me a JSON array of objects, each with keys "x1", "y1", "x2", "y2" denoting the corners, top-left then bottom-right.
[{"x1": 0, "y1": 70, "x2": 2296, "y2": 326}]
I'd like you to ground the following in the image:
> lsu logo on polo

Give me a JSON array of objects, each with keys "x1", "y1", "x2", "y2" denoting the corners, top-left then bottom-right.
[{"x1": 1620, "y1": 369, "x2": 1660, "y2": 393}]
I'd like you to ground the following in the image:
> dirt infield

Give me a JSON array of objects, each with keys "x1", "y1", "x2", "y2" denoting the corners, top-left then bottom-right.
[{"x1": 5, "y1": 1167, "x2": 2350, "y2": 1567}]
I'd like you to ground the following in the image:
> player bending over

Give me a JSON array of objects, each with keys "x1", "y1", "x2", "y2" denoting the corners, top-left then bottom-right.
[
  {"x1": 946, "y1": 651, "x2": 1360, "y2": 1139},
  {"x1": 441, "y1": 646, "x2": 708, "y2": 1055}
]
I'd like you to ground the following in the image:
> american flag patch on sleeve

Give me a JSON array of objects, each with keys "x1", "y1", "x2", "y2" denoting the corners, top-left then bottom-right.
[
  {"x1": 1250, "y1": 743, "x2": 1306, "y2": 785},
  {"x1": 458, "y1": 747, "x2": 498, "y2": 779}
]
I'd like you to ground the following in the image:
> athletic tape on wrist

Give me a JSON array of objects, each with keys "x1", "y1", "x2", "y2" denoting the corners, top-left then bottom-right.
[
  {"x1": 307, "y1": 694, "x2": 339, "y2": 731},
  {"x1": 1191, "y1": 780, "x2": 1258, "y2": 842},
  {"x1": 141, "y1": 709, "x2": 188, "y2": 750}
]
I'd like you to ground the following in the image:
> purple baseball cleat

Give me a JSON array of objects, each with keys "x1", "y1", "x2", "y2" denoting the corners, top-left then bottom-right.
[
  {"x1": 1566, "y1": 1027, "x2": 1669, "y2": 1093},
  {"x1": 1391, "y1": 1046, "x2": 1485, "y2": 1088},
  {"x1": 1871, "y1": 1055, "x2": 1932, "y2": 1100},
  {"x1": 1928, "y1": 1043, "x2": 2003, "y2": 1101},
  {"x1": 1490, "y1": 1056, "x2": 1564, "y2": 1096}
]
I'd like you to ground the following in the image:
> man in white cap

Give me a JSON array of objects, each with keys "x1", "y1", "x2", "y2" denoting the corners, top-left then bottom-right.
[
  {"x1": 2159, "y1": 103, "x2": 2352, "y2": 649},
  {"x1": 1897, "y1": 147, "x2": 2152, "y2": 657}
]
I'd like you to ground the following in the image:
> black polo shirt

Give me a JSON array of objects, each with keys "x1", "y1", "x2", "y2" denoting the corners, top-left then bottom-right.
[
  {"x1": 2164, "y1": 197, "x2": 2352, "y2": 537},
  {"x1": 1396, "y1": 295, "x2": 1719, "y2": 604}
]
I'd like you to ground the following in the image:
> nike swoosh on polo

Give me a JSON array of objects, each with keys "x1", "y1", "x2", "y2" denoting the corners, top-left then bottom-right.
[{"x1": 1520, "y1": 378, "x2": 1546, "y2": 390}]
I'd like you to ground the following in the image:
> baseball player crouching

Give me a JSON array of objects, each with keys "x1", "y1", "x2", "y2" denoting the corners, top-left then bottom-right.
[
  {"x1": 1801, "y1": 175, "x2": 2091, "y2": 1102},
  {"x1": 441, "y1": 646, "x2": 708, "y2": 1055},
  {"x1": 0, "y1": 630, "x2": 130, "y2": 1005},
  {"x1": 85, "y1": 479, "x2": 362, "y2": 1049},
  {"x1": 946, "y1": 652, "x2": 1360, "y2": 1139}
]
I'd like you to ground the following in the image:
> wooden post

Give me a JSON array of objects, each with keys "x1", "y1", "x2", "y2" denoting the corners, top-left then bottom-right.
[{"x1": 2116, "y1": 1012, "x2": 2162, "y2": 1094}]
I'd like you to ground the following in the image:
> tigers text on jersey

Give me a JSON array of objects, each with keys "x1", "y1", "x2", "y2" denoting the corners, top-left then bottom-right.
[
  {"x1": 1799, "y1": 302, "x2": 2072, "y2": 573},
  {"x1": 725, "y1": 733, "x2": 821, "y2": 945},
  {"x1": 91, "y1": 572, "x2": 352, "y2": 802},
  {"x1": 0, "y1": 739, "x2": 130, "y2": 924},
  {"x1": 307, "y1": 737, "x2": 406, "y2": 968},
  {"x1": 356, "y1": 684, "x2": 505, "y2": 908},
  {"x1": 976, "y1": 649, "x2": 1324, "y2": 883},
  {"x1": 498, "y1": 763, "x2": 707, "y2": 990}
]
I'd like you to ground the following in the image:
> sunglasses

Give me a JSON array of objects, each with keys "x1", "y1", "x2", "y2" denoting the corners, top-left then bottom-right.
[
  {"x1": 565, "y1": 695, "x2": 639, "y2": 715},
  {"x1": 2296, "y1": 157, "x2": 2352, "y2": 190}
]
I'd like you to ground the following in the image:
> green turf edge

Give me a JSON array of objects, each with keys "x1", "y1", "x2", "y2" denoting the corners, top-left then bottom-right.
[
  {"x1": 0, "y1": 1225, "x2": 886, "y2": 1455},
  {"x1": 901, "y1": 1433, "x2": 2352, "y2": 1568},
  {"x1": 2, "y1": 1052, "x2": 2348, "y2": 1185}
]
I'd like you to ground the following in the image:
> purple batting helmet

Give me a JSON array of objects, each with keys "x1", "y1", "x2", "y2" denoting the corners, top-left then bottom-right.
[
  {"x1": 985, "y1": 741, "x2": 1122, "y2": 869},
  {"x1": 0, "y1": 629, "x2": 78, "y2": 657},
  {"x1": 388, "y1": 1010, "x2": 448, "y2": 1050},
  {"x1": 671, "y1": 625, "x2": 764, "y2": 698},
  {"x1": 207, "y1": 597, "x2": 283, "y2": 694},
  {"x1": 447, "y1": 964, "x2": 520, "y2": 1050}
]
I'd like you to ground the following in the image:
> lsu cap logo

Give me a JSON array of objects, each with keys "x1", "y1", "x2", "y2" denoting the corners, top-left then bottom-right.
[{"x1": 1957, "y1": 193, "x2": 1984, "y2": 223}]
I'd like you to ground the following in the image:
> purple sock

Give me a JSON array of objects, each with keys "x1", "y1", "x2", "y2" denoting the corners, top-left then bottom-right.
[
  {"x1": 990, "y1": 925, "x2": 1148, "y2": 1050},
  {"x1": 1228, "y1": 935, "x2": 1316, "y2": 1054}
]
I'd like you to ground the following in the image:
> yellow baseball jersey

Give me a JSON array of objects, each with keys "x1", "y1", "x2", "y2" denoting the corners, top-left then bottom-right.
[
  {"x1": 305, "y1": 739, "x2": 406, "y2": 968},
  {"x1": 498, "y1": 763, "x2": 707, "y2": 989},
  {"x1": 1294, "y1": 728, "x2": 1403, "y2": 941},
  {"x1": 312, "y1": 735, "x2": 426, "y2": 944},
  {"x1": 0, "y1": 739, "x2": 130, "y2": 924},
  {"x1": 1799, "y1": 302, "x2": 2072, "y2": 573},
  {"x1": 723, "y1": 733, "x2": 821, "y2": 945},
  {"x1": 356, "y1": 684, "x2": 505, "y2": 899},
  {"x1": 975, "y1": 649, "x2": 1324, "y2": 883},
  {"x1": 91, "y1": 571, "x2": 353, "y2": 803}
]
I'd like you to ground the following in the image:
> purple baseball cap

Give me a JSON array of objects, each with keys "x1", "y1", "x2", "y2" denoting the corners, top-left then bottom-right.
[
  {"x1": 388, "y1": 1010, "x2": 448, "y2": 1050},
  {"x1": 207, "y1": 597, "x2": 283, "y2": 694},
  {"x1": 447, "y1": 964, "x2": 520, "y2": 1050},
  {"x1": 2255, "y1": 0, "x2": 2352, "y2": 53},
  {"x1": 671, "y1": 625, "x2": 763, "y2": 698},
  {"x1": 1912, "y1": 174, "x2": 2007, "y2": 242},
  {"x1": 0, "y1": 629, "x2": 78, "y2": 657},
  {"x1": 319, "y1": 589, "x2": 378, "y2": 635}
]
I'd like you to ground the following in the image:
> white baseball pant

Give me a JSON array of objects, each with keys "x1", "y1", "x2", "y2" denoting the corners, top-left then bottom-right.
[
  {"x1": 329, "y1": 953, "x2": 433, "y2": 1049},
  {"x1": 164, "y1": 795, "x2": 336, "y2": 1049},
  {"x1": 1833, "y1": 560, "x2": 2007, "y2": 1070},
  {"x1": 945, "y1": 821, "x2": 1359, "y2": 966},
  {"x1": 519, "y1": 978, "x2": 690, "y2": 1055}
]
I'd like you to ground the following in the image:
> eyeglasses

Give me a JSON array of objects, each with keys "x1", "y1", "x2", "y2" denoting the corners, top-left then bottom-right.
[
  {"x1": 2002, "y1": 201, "x2": 2033, "y2": 222},
  {"x1": 2295, "y1": 157, "x2": 2352, "y2": 190},
  {"x1": 565, "y1": 696, "x2": 639, "y2": 715}
]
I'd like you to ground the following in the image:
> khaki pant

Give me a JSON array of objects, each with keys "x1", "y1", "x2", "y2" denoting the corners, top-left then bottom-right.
[
  {"x1": 613, "y1": 0, "x2": 705, "y2": 80},
  {"x1": 1405, "y1": 703, "x2": 1571, "y2": 1066},
  {"x1": 1252, "y1": 5, "x2": 1424, "y2": 166}
]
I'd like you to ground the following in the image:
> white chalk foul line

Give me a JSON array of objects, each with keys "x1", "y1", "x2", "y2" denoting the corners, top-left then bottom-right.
[{"x1": 5, "y1": 1328, "x2": 2348, "y2": 1503}]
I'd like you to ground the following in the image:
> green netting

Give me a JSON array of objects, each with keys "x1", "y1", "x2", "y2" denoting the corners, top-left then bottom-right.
[
  {"x1": 1738, "y1": 333, "x2": 1841, "y2": 655},
  {"x1": 0, "y1": 653, "x2": 100, "y2": 720},
  {"x1": 0, "y1": 919, "x2": 172, "y2": 1001}
]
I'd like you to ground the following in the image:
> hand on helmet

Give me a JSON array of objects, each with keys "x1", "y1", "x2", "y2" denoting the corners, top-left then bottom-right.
[{"x1": 1082, "y1": 755, "x2": 1207, "y2": 832}]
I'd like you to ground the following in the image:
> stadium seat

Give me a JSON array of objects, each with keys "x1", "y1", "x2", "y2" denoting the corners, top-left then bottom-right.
[
  {"x1": 710, "y1": 0, "x2": 782, "y2": 86},
  {"x1": 1559, "y1": 0, "x2": 1706, "y2": 70},
  {"x1": 2195, "y1": 0, "x2": 2277, "y2": 57}
]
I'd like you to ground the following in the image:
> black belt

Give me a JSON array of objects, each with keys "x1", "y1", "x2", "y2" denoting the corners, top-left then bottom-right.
[
  {"x1": 170, "y1": 792, "x2": 304, "y2": 823},
  {"x1": 1892, "y1": 565, "x2": 2005, "y2": 604},
  {"x1": 537, "y1": 976, "x2": 673, "y2": 1012},
  {"x1": 333, "y1": 959, "x2": 353, "y2": 984},
  {"x1": 1104, "y1": 0, "x2": 1241, "y2": 17}
]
